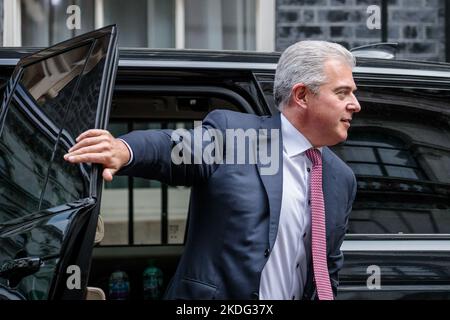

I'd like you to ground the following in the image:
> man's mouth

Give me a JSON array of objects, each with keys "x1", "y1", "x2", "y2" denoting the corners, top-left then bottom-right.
[{"x1": 340, "y1": 118, "x2": 352, "y2": 125}]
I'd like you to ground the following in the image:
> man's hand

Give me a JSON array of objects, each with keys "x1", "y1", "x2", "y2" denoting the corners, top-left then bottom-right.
[{"x1": 64, "y1": 129, "x2": 131, "y2": 182}]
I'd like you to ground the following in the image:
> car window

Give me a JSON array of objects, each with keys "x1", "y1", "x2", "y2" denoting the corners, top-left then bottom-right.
[
  {"x1": 41, "y1": 37, "x2": 114, "y2": 209},
  {"x1": 0, "y1": 34, "x2": 117, "y2": 224},
  {"x1": 332, "y1": 86, "x2": 450, "y2": 235},
  {"x1": 0, "y1": 26, "x2": 118, "y2": 301},
  {"x1": 0, "y1": 44, "x2": 92, "y2": 223},
  {"x1": 254, "y1": 72, "x2": 276, "y2": 112}
]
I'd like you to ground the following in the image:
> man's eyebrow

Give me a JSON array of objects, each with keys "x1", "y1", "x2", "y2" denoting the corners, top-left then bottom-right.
[{"x1": 333, "y1": 85, "x2": 357, "y2": 92}]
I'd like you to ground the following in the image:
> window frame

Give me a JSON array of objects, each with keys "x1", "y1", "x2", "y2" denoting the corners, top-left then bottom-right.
[
  {"x1": 342, "y1": 83, "x2": 450, "y2": 240},
  {"x1": 341, "y1": 129, "x2": 428, "y2": 180},
  {"x1": 5, "y1": 0, "x2": 275, "y2": 51},
  {"x1": 99, "y1": 84, "x2": 256, "y2": 246}
]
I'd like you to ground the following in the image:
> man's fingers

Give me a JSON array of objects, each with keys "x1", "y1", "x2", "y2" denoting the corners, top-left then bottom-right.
[
  {"x1": 75, "y1": 129, "x2": 110, "y2": 142},
  {"x1": 65, "y1": 143, "x2": 109, "y2": 159},
  {"x1": 102, "y1": 168, "x2": 113, "y2": 181},
  {"x1": 102, "y1": 168, "x2": 118, "y2": 182},
  {"x1": 69, "y1": 136, "x2": 109, "y2": 153},
  {"x1": 65, "y1": 153, "x2": 108, "y2": 164}
]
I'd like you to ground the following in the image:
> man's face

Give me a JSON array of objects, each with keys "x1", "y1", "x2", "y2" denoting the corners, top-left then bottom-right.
[{"x1": 304, "y1": 58, "x2": 361, "y2": 147}]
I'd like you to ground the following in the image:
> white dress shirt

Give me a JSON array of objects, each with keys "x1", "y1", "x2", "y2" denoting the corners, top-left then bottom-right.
[
  {"x1": 259, "y1": 113, "x2": 322, "y2": 300},
  {"x1": 118, "y1": 138, "x2": 134, "y2": 166}
]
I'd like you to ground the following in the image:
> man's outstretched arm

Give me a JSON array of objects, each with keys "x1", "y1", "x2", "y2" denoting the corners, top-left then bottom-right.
[{"x1": 64, "y1": 109, "x2": 228, "y2": 185}]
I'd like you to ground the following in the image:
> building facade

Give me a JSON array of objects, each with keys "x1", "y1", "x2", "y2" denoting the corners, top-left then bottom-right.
[
  {"x1": 0, "y1": 0, "x2": 448, "y2": 61},
  {"x1": 276, "y1": 0, "x2": 447, "y2": 61}
]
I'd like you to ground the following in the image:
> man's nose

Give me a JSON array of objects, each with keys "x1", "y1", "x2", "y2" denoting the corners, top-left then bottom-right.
[{"x1": 348, "y1": 95, "x2": 361, "y2": 113}]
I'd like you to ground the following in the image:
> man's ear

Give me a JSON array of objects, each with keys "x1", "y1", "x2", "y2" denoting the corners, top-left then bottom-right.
[{"x1": 291, "y1": 83, "x2": 308, "y2": 109}]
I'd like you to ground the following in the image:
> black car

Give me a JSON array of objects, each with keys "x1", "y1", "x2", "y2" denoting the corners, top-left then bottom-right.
[{"x1": 1, "y1": 27, "x2": 449, "y2": 300}]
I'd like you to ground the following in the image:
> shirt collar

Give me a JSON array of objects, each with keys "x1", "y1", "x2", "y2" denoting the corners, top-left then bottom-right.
[{"x1": 280, "y1": 113, "x2": 323, "y2": 158}]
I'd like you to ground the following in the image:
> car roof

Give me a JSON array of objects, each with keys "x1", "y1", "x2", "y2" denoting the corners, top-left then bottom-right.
[{"x1": 1, "y1": 47, "x2": 450, "y2": 79}]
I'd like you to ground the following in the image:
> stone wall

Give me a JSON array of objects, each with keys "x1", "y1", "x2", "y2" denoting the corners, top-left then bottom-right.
[{"x1": 276, "y1": 0, "x2": 446, "y2": 62}]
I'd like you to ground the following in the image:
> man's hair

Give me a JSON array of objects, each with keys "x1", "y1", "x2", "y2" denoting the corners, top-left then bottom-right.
[{"x1": 273, "y1": 40, "x2": 355, "y2": 110}]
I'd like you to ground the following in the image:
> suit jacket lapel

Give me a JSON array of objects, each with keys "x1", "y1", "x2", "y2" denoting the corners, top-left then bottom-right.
[
  {"x1": 255, "y1": 116, "x2": 338, "y2": 253},
  {"x1": 322, "y1": 147, "x2": 338, "y2": 245},
  {"x1": 256, "y1": 113, "x2": 283, "y2": 249}
]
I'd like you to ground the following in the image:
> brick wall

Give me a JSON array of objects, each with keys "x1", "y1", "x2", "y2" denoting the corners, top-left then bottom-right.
[
  {"x1": 388, "y1": 0, "x2": 445, "y2": 61},
  {"x1": 276, "y1": 0, "x2": 446, "y2": 62}
]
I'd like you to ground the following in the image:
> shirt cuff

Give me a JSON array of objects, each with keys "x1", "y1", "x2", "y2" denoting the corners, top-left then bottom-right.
[{"x1": 118, "y1": 138, "x2": 134, "y2": 167}]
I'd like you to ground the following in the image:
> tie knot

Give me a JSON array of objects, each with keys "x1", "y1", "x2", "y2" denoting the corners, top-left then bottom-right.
[{"x1": 305, "y1": 148, "x2": 321, "y2": 167}]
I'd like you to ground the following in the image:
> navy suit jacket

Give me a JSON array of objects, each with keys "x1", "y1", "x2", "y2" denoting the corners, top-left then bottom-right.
[{"x1": 118, "y1": 110, "x2": 357, "y2": 300}]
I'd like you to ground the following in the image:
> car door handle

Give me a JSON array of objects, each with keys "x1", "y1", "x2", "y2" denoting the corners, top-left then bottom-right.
[{"x1": 0, "y1": 257, "x2": 41, "y2": 283}]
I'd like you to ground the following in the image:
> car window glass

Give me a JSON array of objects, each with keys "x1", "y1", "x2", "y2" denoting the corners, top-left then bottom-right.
[
  {"x1": 332, "y1": 87, "x2": 450, "y2": 234},
  {"x1": 41, "y1": 37, "x2": 112, "y2": 210},
  {"x1": 0, "y1": 44, "x2": 92, "y2": 223},
  {"x1": 253, "y1": 73, "x2": 275, "y2": 111}
]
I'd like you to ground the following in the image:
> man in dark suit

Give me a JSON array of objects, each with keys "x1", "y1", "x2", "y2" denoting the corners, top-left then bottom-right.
[{"x1": 65, "y1": 40, "x2": 361, "y2": 300}]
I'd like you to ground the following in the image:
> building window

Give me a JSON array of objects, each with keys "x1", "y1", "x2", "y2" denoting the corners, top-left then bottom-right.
[
  {"x1": 7, "y1": 0, "x2": 274, "y2": 51},
  {"x1": 21, "y1": 0, "x2": 95, "y2": 47},
  {"x1": 103, "y1": 0, "x2": 175, "y2": 48},
  {"x1": 185, "y1": 0, "x2": 256, "y2": 50}
]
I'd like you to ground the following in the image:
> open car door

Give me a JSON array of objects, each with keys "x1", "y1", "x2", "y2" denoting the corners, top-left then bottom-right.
[{"x1": 0, "y1": 25, "x2": 118, "y2": 300}]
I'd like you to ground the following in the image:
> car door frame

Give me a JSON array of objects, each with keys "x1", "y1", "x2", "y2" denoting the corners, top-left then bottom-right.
[{"x1": 0, "y1": 25, "x2": 118, "y2": 300}]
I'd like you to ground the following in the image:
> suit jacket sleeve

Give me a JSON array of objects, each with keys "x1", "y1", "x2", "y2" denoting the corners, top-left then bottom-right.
[{"x1": 116, "y1": 110, "x2": 227, "y2": 186}]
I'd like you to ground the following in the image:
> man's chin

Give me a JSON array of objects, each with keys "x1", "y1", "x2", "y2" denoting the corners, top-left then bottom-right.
[{"x1": 328, "y1": 132, "x2": 348, "y2": 146}]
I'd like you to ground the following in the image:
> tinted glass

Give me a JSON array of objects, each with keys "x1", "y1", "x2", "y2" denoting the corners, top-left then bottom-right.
[
  {"x1": 0, "y1": 95, "x2": 51, "y2": 221},
  {"x1": 0, "y1": 44, "x2": 91, "y2": 223},
  {"x1": 185, "y1": 0, "x2": 256, "y2": 50},
  {"x1": 254, "y1": 73, "x2": 275, "y2": 111},
  {"x1": 0, "y1": 36, "x2": 113, "y2": 223},
  {"x1": 332, "y1": 87, "x2": 450, "y2": 234},
  {"x1": 41, "y1": 37, "x2": 112, "y2": 209}
]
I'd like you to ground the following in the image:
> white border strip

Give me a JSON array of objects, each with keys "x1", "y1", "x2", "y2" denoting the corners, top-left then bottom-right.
[
  {"x1": 341, "y1": 240, "x2": 450, "y2": 252},
  {"x1": 0, "y1": 58, "x2": 20, "y2": 65},
  {"x1": 118, "y1": 59, "x2": 278, "y2": 70},
  {"x1": 354, "y1": 66, "x2": 450, "y2": 79},
  {"x1": 3, "y1": 58, "x2": 450, "y2": 80}
]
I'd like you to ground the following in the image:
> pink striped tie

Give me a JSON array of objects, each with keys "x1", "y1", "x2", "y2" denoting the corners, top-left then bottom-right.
[{"x1": 305, "y1": 148, "x2": 334, "y2": 300}]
